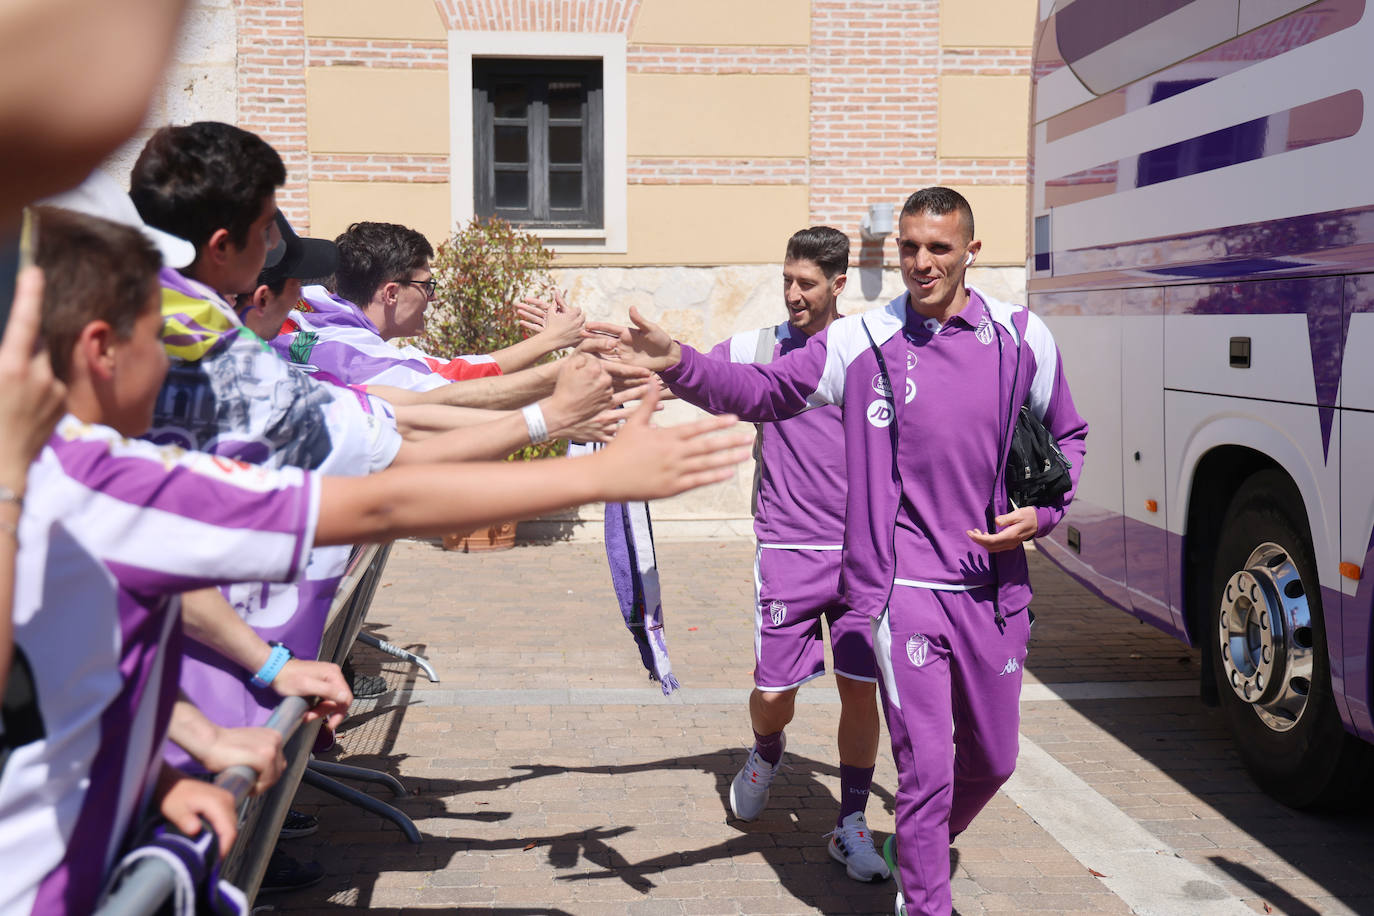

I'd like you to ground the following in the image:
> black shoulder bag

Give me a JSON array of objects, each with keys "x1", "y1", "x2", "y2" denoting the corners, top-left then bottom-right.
[{"x1": 1000, "y1": 312, "x2": 1072, "y2": 509}]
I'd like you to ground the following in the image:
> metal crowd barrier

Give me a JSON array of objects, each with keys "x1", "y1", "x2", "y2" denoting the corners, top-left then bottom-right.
[{"x1": 96, "y1": 541, "x2": 395, "y2": 915}]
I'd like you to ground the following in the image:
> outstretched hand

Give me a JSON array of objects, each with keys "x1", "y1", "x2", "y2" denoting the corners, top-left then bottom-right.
[
  {"x1": 519, "y1": 290, "x2": 585, "y2": 350},
  {"x1": 967, "y1": 507, "x2": 1038, "y2": 553},
  {"x1": 546, "y1": 353, "x2": 615, "y2": 433},
  {"x1": 615, "y1": 307, "x2": 681, "y2": 372},
  {"x1": 595, "y1": 384, "x2": 749, "y2": 500}
]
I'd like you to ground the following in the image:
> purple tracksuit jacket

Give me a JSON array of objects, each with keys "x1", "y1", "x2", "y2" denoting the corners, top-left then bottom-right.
[{"x1": 661, "y1": 287, "x2": 1088, "y2": 615}]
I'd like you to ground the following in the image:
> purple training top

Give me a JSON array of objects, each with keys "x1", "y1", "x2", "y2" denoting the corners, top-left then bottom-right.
[{"x1": 705, "y1": 323, "x2": 846, "y2": 547}]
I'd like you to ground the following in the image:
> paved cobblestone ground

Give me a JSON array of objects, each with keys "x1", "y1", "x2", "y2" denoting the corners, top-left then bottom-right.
[{"x1": 269, "y1": 537, "x2": 1374, "y2": 915}]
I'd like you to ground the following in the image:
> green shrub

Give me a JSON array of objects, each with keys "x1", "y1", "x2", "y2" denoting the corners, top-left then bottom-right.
[{"x1": 415, "y1": 216, "x2": 566, "y2": 460}]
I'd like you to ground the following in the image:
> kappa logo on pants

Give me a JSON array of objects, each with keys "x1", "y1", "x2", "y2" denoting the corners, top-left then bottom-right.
[
  {"x1": 769, "y1": 600, "x2": 787, "y2": 626},
  {"x1": 905, "y1": 634, "x2": 931, "y2": 668},
  {"x1": 999, "y1": 657, "x2": 1020, "y2": 676}
]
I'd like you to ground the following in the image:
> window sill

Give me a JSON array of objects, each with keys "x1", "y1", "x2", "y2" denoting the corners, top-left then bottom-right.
[{"x1": 536, "y1": 228, "x2": 625, "y2": 254}]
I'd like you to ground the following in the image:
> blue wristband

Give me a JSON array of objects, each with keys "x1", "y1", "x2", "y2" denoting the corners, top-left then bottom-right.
[{"x1": 249, "y1": 642, "x2": 293, "y2": 689}]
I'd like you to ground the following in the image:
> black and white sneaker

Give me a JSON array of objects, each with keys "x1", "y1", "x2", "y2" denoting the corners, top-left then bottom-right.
[{"x1": 277, "y1": 808, "x2": 318, "y2": 839}]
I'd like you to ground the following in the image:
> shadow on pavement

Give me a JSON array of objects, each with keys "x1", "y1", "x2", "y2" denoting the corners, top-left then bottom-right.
[
  {"x1": 281, "y1": 746, "x2": 897, "y2": 914},
  {"x1": 1024, "y1": 553, "x2": 1374, "y2": 914}
]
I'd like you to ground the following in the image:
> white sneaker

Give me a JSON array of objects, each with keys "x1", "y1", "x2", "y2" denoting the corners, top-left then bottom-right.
[
  {"x1": 827, "y1": 811, "x2": 891, "y2": 882},
  {"x1": 728, "y1": 734, "x2": 784, "y2": 820}
]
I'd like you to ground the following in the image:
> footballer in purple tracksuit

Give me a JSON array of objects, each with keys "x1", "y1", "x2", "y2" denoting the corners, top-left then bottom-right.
[
  {"x1": 620, "y1": 189, "x2": 1088, "y2": 915},
  {"x1": 704, "y1": 227, "x2": 889, "y2": 883}
]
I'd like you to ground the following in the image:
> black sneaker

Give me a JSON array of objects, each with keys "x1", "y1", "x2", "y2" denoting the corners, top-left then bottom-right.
[
  {"x1": 350, "y1": 673, "x2": 387, "y2": 699},
  {"x1": 278, "y1": 808, "x2": 318, "y2": 839},
  {"x1": 342, "y1": 659, "x2": 387, "y2": 699},
  {"x1": 259, "y1": 849, "x2": 324, "y2": 894}
]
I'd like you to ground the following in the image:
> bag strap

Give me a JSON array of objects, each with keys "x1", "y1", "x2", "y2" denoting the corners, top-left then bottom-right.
[
  {"x1": 747, "y1": 325, "x2": 778, "y2": 517},
  {"x1": 754, "y1": 325, "x2": 776, "y2": 364}
]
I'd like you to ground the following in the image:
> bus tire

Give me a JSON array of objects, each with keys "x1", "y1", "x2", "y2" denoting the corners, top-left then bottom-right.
[{"x1": 1208, "y1": 470, "x2": 1372, "y2": 809}]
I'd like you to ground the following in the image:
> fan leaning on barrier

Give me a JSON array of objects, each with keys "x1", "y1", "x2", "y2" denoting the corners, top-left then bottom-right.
[{"x1": 96, "y1": 545, "x2": 417, "y2": 915}]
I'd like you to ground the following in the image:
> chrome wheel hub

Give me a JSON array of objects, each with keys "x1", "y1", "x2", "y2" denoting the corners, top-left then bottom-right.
[{"x1": 1218, "y1": 542, "x2": 1315, "y2": 731}]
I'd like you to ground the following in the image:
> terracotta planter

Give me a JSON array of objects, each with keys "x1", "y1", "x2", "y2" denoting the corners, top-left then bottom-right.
[{"x1": 442, "y1": 521, "x2": 517, "y2": 553}]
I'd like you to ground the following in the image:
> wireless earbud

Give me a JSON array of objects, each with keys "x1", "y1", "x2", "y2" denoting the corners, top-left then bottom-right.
[{"x1": 965, "y1": 253, "x2": 974, "y2": 266}]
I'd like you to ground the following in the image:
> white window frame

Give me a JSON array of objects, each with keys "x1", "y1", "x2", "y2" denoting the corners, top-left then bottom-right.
[{"x1": 449, "y1": 31, "x2": 627, "y2": 254}]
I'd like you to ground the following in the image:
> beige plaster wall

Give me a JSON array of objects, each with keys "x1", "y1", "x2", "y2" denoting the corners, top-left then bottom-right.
[
  {"x1": 556, "y1": 184, "x2": 809, "y2": 267},
  {"x1": 309, "y1": 180, "x2": 453, "y2": 243},
  {"x1": 307, "y1": 68, "x2": 450, "y2": 154},
  {"x1": 630, "y1": 0, "x2": 811, "y2": 45},
  {"x1": 628, "y1": 74, "x2": 810, "y2": 158},
  {"x1": 949, "y1": 184, "x2": 1029, "y2": 267},
  {"x1": 940, "y1": 0, "x2": 1036, "y2": 47},
  {"x1": 303, "y1": 0, "x2": 446, "y2": 39},
  {"x1": 938, "y1": 76, "x2": 1031, "y2": 160}
]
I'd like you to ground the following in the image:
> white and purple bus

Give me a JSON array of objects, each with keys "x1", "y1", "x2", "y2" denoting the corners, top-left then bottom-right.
[{"x1": 1027, "y1": 0, "x2": 1374, "y2": 806}]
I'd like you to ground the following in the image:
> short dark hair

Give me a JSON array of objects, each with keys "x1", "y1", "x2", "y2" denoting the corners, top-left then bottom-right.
[
  {"x1": 33, "y1": 206, "x2": 162, "y2": 381},
  {"x1": 333, "y1": 222, "x2": 434, "y2": 306},
  {"x1": 129, "y1": 122, "x2": 285, "y2": 254},
  {"x1": 900, "y1": 187, "x2": 975, "y2": 242},
  {"x1": 232, "y1": 275, "x2": 294, "y2": 315},
  {"x1": 784, "y1": 226, "x2": 850, "y2": 279}
]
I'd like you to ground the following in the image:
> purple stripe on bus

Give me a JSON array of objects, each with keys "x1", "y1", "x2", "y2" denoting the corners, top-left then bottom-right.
[
  {"x1": 1043, "y1": 0, "x2": 1364, "y2": 140},
  {"x1": 1054, "y1": 0, "x2": 1194, "y2": 67},
  {"x1": 1046, "y1": 90, "x2": 1363, "y2": 197},
  {"x1": 1030, "y1": 205, "x2": 1374, "y2": 285}
]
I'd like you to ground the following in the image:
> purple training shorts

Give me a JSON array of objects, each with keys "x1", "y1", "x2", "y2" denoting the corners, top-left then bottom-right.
[{"x1": 752, "y1": 546, "x2": 878, "y2": 690}]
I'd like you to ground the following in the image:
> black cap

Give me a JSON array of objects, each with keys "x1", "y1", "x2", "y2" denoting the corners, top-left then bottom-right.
[{"x1": 259, "y1": 210, "x2": 337, "y2": 287}]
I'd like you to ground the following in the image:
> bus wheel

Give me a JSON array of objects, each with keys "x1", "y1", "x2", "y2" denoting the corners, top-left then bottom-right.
[{"x1": 1209, "y1": 471, "x2": 1369, "y2": 809}]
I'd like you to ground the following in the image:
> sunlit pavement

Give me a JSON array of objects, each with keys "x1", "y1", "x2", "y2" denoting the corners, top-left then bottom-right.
[{"x1": 272, "y1": 537, "x2": 1374, "y2": 915}]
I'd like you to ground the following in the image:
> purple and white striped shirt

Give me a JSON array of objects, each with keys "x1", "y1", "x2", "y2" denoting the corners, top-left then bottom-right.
[
  {"x1": 1, "y1": 418, "x2": 320, "y2": 916},
  {"x1": 270, "y1": 285, "x2": 500, "y2": 390}
]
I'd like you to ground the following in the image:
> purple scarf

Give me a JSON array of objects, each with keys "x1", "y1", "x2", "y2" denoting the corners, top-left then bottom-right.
[{"x1": 603, "y1": 500, "x2": 678, "y2": 695}]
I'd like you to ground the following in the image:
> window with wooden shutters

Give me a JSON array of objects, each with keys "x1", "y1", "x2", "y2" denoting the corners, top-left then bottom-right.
[{"x1": 473, "y1": 59, "x2": 604, "y2": 229}]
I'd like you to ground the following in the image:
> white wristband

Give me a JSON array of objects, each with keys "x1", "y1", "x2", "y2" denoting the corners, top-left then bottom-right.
[{"x1": 522, "y1": 403, "x2": 549, "y2": 444}]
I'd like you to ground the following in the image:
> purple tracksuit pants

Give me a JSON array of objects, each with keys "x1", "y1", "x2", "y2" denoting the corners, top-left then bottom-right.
[{"x1": 873, "y1": 584, "x2": 1031, "y2": 915}]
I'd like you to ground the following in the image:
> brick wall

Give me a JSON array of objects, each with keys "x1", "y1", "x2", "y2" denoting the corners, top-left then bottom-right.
[
  {"x1": 434, "y1": 0, "x2": 639, "y2": 32},
  {"x1": 237, "y1": 0, "x2": 310, "y2": 227},
  {"x1": 232, "y1": 0, "x2": 1033, "y2": 260}
]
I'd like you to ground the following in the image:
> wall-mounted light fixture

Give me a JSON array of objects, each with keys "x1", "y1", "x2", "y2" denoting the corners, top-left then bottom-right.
[{"x1": 859, "y1": 203, "x2": 894, "y2": 240}]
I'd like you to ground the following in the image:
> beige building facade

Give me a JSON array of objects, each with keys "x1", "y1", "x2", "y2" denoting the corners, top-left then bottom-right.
[{"x1": 141, "y1": 0, "x2": 1038, "y2": 532}]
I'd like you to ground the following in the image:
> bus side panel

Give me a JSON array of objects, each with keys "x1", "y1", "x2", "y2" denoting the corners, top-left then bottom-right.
[
  {"x1": 1036, "y1": 305, "x2": 1133, "y2": 616},
  {"x1": 1338, "y1": 407, "x2": 1374, "y2": 741},
  {"x1": 1338, "y1": 282, "x2": 1374, "y2": 742},
  {"x1": 1121, "y1": 305, "x2": 1180, "y2": 634}
]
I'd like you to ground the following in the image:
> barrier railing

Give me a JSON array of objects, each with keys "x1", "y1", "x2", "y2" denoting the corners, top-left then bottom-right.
[{"x1": 96, "y1": 541, "x2": 394, "y2": 915}]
